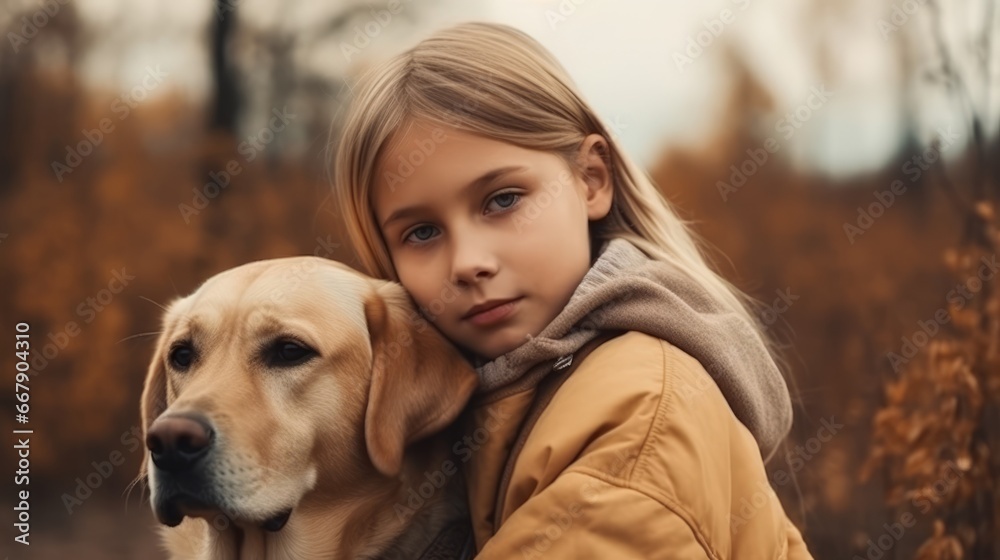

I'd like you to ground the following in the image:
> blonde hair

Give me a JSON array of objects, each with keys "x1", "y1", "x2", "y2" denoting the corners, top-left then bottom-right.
[{"x1": 330, "y1": 21, "x2": 795, "y2": 393}]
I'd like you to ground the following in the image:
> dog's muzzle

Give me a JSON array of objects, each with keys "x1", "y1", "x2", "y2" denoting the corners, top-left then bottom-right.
[
  {"x1": 146, "y1": 413, "x2": 219, "y2": 527},
  {"x1": 145, "y1": 413, "x2": 294, "y2": 531},
  {"x1": 147, "y1": 413, "x2": 215, "y2": 473}
]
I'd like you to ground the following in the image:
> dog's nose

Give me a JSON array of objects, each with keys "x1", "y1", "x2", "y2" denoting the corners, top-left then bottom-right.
[{"x1": 146, "y1": 414, "x2": 214, "y2": 473}]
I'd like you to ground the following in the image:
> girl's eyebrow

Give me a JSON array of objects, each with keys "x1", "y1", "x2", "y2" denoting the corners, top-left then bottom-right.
[{"x1": 380, "y1": 165, "x2": 526, "y2": 229}]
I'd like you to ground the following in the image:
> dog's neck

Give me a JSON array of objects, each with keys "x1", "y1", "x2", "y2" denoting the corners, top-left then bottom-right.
[
  {"x1": 199, "y1": 492, "x2": 464, "y2": 560},
  {"x1": 365, "y1": 478, "x2": 469, "y2": 560},
  {"x1": 181, "y1": 444, "x2": 469, "y2": 559}
]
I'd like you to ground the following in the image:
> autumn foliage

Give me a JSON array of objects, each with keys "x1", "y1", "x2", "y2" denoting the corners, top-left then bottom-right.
[{"x1": 2, "y1": 16, "x2": 999, "y2": 559}]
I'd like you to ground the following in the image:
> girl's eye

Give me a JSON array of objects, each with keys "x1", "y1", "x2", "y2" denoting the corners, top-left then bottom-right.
[
  {"x1": 403, "y1": 225, "x2": 438, "y2": 245},
  {"x1": 401, "y1": 190, "x2": 522, "y2": 246},
  {"x1": 486, "y1": 191, "x2": 521, "y2": 213}
]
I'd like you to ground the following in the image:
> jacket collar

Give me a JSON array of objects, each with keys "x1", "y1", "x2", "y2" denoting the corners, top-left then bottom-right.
[{"x1": 470, "y1": 236, "x2": 793, "y2": 462}]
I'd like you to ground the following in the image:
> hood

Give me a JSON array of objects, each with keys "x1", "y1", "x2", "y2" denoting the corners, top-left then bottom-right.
[{"x1": 472, "y1": 236, "x2": 794, "y2": 462}]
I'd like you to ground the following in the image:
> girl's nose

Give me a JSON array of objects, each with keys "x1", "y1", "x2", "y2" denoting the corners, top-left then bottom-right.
[{"x1": 450, "y1": 239, "x2": 498, "y2": 286}]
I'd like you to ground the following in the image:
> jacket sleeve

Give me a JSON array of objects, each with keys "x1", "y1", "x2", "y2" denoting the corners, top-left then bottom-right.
[{"x1": 475, "y1": 470, "x2": 715, "y2": 560}]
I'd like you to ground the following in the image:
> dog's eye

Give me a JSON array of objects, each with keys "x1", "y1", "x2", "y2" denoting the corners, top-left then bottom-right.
[
  {"x1": 169, "y1": 343, "x2": 194, "y2": 370},
  {"x1": 268, "y1": 340, "x2": 315, "y2": 367}
]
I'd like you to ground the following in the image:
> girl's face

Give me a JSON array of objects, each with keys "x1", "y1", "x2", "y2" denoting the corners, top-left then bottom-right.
[{"x1": 372, "y1": 119, "x2": 613, "y2": 361}]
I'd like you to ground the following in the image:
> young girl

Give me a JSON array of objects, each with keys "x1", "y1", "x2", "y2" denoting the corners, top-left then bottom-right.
[{"x1": 332, "y1": 21, "x2": 814, "y2": 558}]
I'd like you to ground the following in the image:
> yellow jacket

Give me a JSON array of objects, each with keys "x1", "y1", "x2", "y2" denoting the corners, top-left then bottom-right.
[{"x1": 459, "y1": 331, "x2": 814, "y2": 559}]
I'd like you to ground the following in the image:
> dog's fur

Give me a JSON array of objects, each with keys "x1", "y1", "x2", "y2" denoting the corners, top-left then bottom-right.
[{"x1": 135, "y1": 257, "x2": 479, "y2": 559}]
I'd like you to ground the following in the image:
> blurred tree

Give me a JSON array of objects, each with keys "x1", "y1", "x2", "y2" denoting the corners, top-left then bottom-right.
[
  {"x1": 208, "y1": 0, "x2": 241, "y2": 134},
  {"x1": 863, "y1": 0, "x2": 1000, "y2": 557},
  {"x1": 0, "y1": 1, "x2": 80, "y2": 189}
]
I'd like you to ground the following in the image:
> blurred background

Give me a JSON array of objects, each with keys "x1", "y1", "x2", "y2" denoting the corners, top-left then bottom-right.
[{"x1": 1, "y1": 0, "x2": 998, "y2": 558}]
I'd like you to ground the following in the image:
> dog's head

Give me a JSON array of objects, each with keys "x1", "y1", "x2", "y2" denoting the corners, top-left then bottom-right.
[{"x1": 136, "y1": 256, "x2": 478, "y2": 531}]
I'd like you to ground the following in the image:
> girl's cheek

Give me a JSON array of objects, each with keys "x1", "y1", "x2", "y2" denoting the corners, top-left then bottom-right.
[{"x1": 397, "y1": 259, "x2": 434, "y2": 294}]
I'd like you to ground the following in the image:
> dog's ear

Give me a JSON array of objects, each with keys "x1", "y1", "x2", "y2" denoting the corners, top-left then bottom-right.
[
  {"x1": 363, "y1": 281, "x2": 479, "y2": 477},
  {"x1": 137, "y1": 326, "x2": 171, "y2": 483}
]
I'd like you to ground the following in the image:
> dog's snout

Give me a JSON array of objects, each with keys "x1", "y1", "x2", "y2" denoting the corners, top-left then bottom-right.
[{"x1": 146, "y1": 414, "x2": 214, "y2": 473}]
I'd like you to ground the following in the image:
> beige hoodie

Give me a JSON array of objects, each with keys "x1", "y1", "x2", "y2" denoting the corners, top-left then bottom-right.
[
  {"x1": 455, "y1": 236, "x2": 811, "y2": 557},
  {"x1": 470, "y1": 236, "x2": 794, "y2": 463}
]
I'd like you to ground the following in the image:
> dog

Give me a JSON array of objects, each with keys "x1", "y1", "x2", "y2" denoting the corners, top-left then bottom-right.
[{"x1": 134, "y1": 256, "x2": 480, "y2": 559}]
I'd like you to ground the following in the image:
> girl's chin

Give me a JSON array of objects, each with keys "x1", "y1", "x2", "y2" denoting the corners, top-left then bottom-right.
[
  {"x1": 482, "y1": 333, "x2": 537, "y2": 361},
  {"x1": 450, "y1": 323, "x2": 540, "y2": 365},
  {"x1": 454, "y1": 342, "x2": 507, "y2": 366}
]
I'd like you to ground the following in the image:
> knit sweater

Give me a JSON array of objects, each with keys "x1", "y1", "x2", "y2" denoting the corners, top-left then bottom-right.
[{"x1": 471, "y1": 236, "x2": 794, "y2": 462}]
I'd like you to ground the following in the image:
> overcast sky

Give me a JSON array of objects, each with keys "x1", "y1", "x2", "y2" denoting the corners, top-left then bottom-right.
[{"x1": 12, "y1": 0, "x2": 993, "y2": 178}]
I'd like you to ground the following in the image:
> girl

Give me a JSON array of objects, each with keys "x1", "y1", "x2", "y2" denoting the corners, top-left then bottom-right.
[{"x1": 332, "y1": 21, "x2": 814, "y2": 558}]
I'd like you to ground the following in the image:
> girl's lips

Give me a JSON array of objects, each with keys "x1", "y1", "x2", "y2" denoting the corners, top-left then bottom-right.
[{"x1": 464, "y1": 297, "x2": 522, "y2": 327}]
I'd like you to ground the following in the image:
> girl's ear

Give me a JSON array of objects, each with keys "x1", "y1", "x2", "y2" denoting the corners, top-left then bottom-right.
[
  {"x1": 362, "y1": 281, "x2": 480, "y2": 478},
  {"x1": 577, "y1": 133, "x2": 614, "y2": 221}
]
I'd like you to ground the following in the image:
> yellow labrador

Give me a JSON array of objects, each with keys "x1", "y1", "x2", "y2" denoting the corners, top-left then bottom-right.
[{"x1": 135, "y1": 257, "x2": 479, "y2": 559}]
